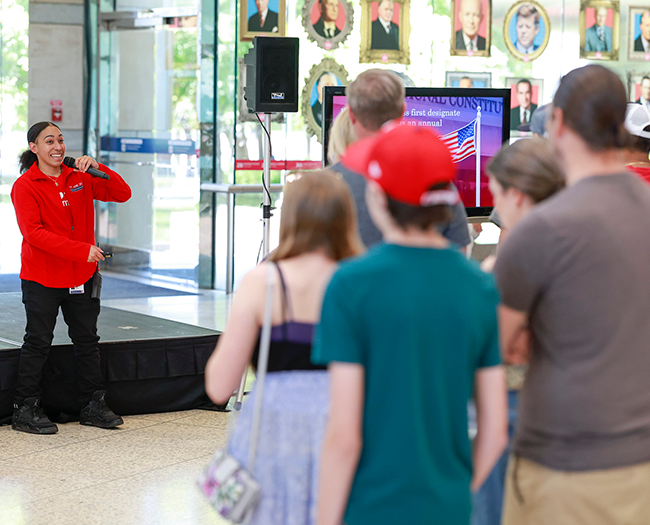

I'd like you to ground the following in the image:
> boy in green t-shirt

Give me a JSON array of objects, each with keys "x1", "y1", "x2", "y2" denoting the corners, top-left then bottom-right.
[{"x1": 313, "y1": 124, "x2": 507, "y2": 525}]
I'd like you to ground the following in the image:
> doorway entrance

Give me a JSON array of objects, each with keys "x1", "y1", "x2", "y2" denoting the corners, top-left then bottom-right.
[
  {"x1": 96, "y1": 6, "x2": 201, "y2": 287},
  {"x1": 0, "y1": 0, "x2": 28, "y2": 274}
]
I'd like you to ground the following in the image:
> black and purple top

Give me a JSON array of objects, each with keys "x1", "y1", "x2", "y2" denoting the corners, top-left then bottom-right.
[{"x1": 251, "y1": 263, "x2": 327, "y2": 373}]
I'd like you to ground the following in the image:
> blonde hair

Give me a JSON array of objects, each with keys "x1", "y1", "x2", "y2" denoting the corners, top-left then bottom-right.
[
  {"x1": 347, "y1": 69, "x2": 405, "y2": 131},
  {"x1": 327, "y1": 107, "x2": 357, "y2": 165},
  {"x1": 269, "y1": 170, "x2": 364, "y2": 262}
]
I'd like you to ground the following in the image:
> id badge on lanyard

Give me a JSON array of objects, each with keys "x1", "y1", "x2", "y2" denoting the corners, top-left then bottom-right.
[{"x1": 70, "y1": 284, "x2": 84, "y2": 294}]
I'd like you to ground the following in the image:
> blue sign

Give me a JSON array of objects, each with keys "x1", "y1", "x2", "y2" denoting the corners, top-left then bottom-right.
[{"x1": 100, "y1": 136, "x2": 196, "y2": 156}]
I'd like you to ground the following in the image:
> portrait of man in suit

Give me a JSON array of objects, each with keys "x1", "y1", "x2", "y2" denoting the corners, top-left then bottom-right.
[
  {"x1": 510, "y1": 79, "x2": 538, "y2": 130},
  {"x1": 311, "y1": 72, "x2": 338, "y2": 127},
  {"x1": 585, "y1": 7, "x2": 613, "y2": 52},
  {"x1": 635, "y1": 10, "x2": 650, "y2": 53},
  {"x1": 637, "y1": 76, "x2": 650, "y2": 108},
  {"x1": 513, "y1": 4, "x2": 540, "y2": 54},
  {"x1": 313, "y1": 0, "x2": 341, "y2": 38},
  {"x1": 455, "y1": 0, "x2": 486, "y2": 52},
  {"x1": 248, "y1": 0, "x2": 279, "y2": 33},
  {"x1": 459, "y1": 76, "x2": 474, "y2": 88},
  {"x1": 371, "y1": 0, "x2": 399, "y2": 50}
]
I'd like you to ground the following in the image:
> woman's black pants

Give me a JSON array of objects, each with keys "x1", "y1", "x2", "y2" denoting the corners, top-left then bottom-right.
[{"x1": 14, "y1": 278, "x2": 103, "y2": 407}]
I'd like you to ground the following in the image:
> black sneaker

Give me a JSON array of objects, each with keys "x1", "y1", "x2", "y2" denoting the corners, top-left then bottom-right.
[
  {"x1": 80, "y1": 390, "x2": 124, "y2": 429},
  {"x1": 12, "y1": 397, "x2": 59, "y2": 434}
]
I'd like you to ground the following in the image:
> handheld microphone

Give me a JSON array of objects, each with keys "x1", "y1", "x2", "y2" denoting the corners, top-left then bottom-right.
[{"x1": 63, "y1": 156, "x2": 110, "y2": 180}]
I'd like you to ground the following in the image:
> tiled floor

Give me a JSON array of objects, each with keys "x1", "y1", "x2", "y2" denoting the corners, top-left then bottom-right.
[
  {"x1": 0, "y1": 281, "x2": 239, "y2": 525},
  {"x1": 0, "y1": 232, "x2": 498, "y2": 524},
  {"x1": 0, "y1": 410, "x2": 234, "y2": 525}
]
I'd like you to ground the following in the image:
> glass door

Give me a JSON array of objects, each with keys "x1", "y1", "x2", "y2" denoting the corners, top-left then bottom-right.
[
  {"x1": 0, "y1": 0, "x2": 28, "y2": 275},
  {"x1": 96, "y1": 3, "x2": 201, "y2": 287}
]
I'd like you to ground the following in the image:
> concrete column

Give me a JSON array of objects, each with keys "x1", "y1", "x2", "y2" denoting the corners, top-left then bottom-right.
[{"x1": 28, "y1": 0, "x2": 85, "y2": 157}]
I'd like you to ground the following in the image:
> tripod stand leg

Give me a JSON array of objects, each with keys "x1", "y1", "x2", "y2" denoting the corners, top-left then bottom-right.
[{"x1": 233, "y1": 369, "x2": 248, "y2": 411}]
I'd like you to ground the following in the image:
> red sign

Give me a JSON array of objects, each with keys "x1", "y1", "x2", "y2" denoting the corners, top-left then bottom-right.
[
  {"x1": 234, "y1": 160, "x2": 322, "y2": 171},
  {"x1": 50, "y1": 100, "x2": 63, "y2": 122}
]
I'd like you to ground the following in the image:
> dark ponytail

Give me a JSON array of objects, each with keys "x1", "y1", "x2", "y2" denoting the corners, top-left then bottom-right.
[{"x1": 18, "y1": 121, "x2": 60, "y2": 173}]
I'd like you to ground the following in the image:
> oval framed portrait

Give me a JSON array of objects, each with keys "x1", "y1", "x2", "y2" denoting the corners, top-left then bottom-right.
[
  {"x1": 301, "y1": 58, "x2": 349, "y2": 141},
  {"x1": 503, "y1": 0, "x2": 551, "y2": 61},
  {"x1": 302, "y1": 0, "x2": 354, "y2": 51}
]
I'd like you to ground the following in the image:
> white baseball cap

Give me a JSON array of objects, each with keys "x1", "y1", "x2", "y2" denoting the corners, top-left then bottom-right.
[{"x1": 625, "y1": 103, "x2": 650, "y2": 139}]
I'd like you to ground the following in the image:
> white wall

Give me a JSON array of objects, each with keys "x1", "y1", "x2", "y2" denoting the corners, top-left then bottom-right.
[{"x1": 28, "y1": 0, "x2": 85, "y2": 156}]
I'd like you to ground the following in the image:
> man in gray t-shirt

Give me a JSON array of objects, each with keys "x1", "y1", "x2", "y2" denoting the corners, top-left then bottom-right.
[
  {"x1": 494, "y1": 64, "x2": 650, "y2": 525},
  {"x1": 495, "y1": 173, "x2": 650, "y2": 473}
]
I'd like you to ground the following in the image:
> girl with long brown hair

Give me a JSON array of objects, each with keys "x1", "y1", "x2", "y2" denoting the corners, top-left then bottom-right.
[{"x1": 204, "y1": 170, "x2": 362, "y2": 525}]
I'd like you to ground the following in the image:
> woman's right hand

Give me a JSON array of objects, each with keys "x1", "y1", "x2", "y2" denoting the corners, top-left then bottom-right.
[{"x1": 87, "y1": 245, "x2": 105, "y2": 263}]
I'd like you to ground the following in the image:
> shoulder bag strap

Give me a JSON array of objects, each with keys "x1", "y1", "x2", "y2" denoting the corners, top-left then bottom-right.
[{"x1": 247, "y1": 262, "x2": 275, "y2": 472}]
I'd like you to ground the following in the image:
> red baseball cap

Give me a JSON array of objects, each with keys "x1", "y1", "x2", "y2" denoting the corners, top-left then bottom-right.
[{"x1": 341, "y1": 122, "x2": 458, "y2": 206}]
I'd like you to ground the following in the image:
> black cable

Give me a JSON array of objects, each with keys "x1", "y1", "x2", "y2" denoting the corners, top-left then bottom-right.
[{"x1": 255, "y1": 112, "x2": 273, "y2": 205}]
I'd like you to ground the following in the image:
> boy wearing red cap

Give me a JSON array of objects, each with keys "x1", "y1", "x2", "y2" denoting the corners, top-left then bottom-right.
[{"x1": 313, "y1": 125, "x2": 507, "y2": 525}]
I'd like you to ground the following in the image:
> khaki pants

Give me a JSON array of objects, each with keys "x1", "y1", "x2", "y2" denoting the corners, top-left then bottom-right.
[{"x1": 502, "y1": 455, "x2": 650, "y2": 525}]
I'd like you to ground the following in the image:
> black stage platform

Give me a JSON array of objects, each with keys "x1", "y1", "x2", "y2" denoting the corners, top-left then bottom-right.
[{"x1": 0, "y1": 293, "x2": 222, "y2": 423}]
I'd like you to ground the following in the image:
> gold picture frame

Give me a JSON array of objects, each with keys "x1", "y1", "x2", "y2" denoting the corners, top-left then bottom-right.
[
  {"x1": 627, "y1": 71, "x2": 650, "y2": 103},
  {"x1": 240, "y1": 0, "x2": 287, "y2": 42},
  {"x1": 359, "y1": 0, "x2": 411, "y2": 65},
  {"x1": 301, "y1": 58, "x2": 349, "y2": 141},
  {"x1": 450, "y1": 0, "x2": 492, "y2": 57},
  {"x1": 503, "y1": 0, "x2": 551, "y2": 62},
  {"x1": 627, "y1": 6, "x2": 650, "y2": 61},
  {"x1": 445, "y1": 70, "x2": 492, "y2": 88},
  {"x1": 579, "y1": 0, "x2": 619, "y2": 61},
  {"x1": 301, "y1": 0, "x2": 355, "y2": 51}
]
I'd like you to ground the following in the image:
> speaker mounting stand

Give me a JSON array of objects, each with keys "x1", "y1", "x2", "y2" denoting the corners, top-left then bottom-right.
[
  {"x1": 243, "y1": 36, "x2": 300, "y2": 258},
  {"x1": 262, "y1": 113, "x2": 272, "y2": 257}
]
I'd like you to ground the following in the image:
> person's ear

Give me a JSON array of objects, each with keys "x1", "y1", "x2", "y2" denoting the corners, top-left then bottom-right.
[
  {"x1": 549, "y1": 105, "x2": 564, "y2": 137},
  {"x1": 366, "y1": 180, "x2": 387, "y2": 209},
  {"x1": 512, "y1": 188, "x2": 526, "y2": 208},
  {"x1": 29, "y1": 142, "x2": 38, "y2": 154},
  {"x1": 347, "y1": 106, "x2": 358, "y2": 125},
  {"x1": 365, "y1": 180, "x2": 392, "y2": 232}
]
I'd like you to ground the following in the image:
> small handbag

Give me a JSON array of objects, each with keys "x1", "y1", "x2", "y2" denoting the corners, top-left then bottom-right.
[{"x1": 197, "y1": 265, "x2": 275, "y2": 524}]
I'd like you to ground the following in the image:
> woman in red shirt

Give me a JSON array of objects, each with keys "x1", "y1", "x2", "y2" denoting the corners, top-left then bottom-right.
[{"x1": 11, "y1": 121, "x2": 132, "y2": 434}]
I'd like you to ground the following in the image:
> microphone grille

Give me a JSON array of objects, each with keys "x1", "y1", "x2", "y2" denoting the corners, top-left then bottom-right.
[{"x1": 63, "y1": 156, "x2": 76, "y2": 169}]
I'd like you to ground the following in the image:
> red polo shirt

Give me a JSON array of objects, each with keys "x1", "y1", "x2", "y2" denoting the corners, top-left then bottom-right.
[{"x1": 11, "y1": 162, "x2": 132, "y2": 288}]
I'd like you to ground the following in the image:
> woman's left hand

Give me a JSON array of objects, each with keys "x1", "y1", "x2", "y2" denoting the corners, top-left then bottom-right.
[{"x1": 75, "y1": 156, "x2": 100, "y2": 172}]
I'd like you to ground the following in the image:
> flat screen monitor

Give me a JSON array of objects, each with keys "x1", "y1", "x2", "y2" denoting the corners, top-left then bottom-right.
[{"x1": 322, "y1": 86, "x2": 511, "y2": 217}]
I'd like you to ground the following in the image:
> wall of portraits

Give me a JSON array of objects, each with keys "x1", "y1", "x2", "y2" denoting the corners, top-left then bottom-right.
[{"x1": 225, "y1": 0, "x2": 650, "y2": 168}]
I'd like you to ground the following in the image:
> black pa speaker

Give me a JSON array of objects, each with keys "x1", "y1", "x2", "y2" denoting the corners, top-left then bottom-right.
[{"x1": 243, "y1": 36, "x2": 299, "y2": 114}]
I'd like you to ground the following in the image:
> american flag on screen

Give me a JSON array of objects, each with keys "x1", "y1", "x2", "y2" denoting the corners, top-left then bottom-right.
[{"x1": 440, "y1": 119, "x2": 477, "y2": 163}]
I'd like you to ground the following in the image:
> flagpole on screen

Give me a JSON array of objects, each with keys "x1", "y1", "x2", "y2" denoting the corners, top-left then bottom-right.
[{"x1": 475, "y1": 106, "x2": 482, "y2": 207}]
